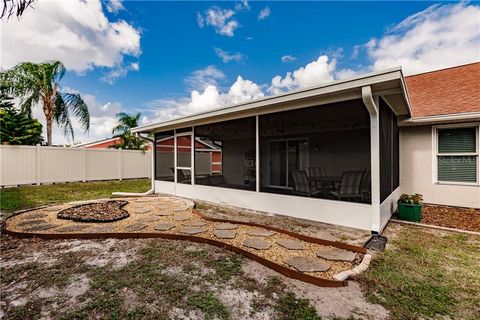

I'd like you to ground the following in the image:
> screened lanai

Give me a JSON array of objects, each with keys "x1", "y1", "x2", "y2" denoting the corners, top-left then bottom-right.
[{"x1": 135, "y1": 67, "x2": 410, "y2": 232}]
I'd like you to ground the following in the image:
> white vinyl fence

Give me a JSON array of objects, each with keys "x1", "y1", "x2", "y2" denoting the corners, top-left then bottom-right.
[{"x1": 0, "y1": 145, "x2": 151, "y2": 187}]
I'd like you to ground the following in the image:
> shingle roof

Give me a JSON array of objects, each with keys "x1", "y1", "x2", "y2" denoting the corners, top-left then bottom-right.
[{"x1": 405, "y1": 62, "x2": 480, "y2": 117}]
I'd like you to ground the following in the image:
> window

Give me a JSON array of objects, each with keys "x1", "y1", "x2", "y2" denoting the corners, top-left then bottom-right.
[{"x1": 437, "y1": 127, "x2": 478, "y2": 183}]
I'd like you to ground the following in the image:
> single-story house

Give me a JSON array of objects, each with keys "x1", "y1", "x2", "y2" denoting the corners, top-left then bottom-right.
[
  {"x1": 74, "y1": 137, "x2": 128, "y2": 149},
  {"x1": 132, "y1": 62, "x2": 480, "y2": 234}
]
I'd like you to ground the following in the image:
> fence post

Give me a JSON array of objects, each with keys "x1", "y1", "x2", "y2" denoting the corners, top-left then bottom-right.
[
  {"x1": 83, "y1": 148, "x2": 87, "y2": 182},
  {"x1": 35, "y1": 144, "x2": 41, "y2": 185},
  {"x1": 119, "y1": 148, "x2": 123, "y2": 181}
]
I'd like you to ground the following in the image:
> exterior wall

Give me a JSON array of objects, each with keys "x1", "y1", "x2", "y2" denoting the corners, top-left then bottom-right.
[
  {"x1": 400, "y1": 125, "x2": 480, "y2": 208},
  {"x1": 0, "y1": 145, "x2": 151, "y2": 187}
]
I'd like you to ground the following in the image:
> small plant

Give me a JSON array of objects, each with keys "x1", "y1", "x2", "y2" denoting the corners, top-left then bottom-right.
[{"x1": 398, "y1": 193, "x2": 423, "y2": 205}]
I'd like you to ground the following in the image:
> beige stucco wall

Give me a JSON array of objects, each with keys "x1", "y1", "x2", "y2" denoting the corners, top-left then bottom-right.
[{"x1": 400, "y1": 125, "x2": 480, "y2": 208}]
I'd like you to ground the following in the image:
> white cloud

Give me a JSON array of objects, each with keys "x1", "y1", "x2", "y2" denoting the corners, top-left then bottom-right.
[
  {"x1": 30, "y1": 91, "x2": 124, "y2": 145},
  {"x1": 235, "y1": 0, "x2": 250, "y2": 11},
  {"x1": 258, "y1": 7, "x2": 271, "y2": 20},
  {"x1": 366, "y1": 2, "x2": 480, "y2": 75},
  {"x1": 184, "y1": 65, "x2": 226, "y2": 91},
  {"x1": 106, "y1": 0, "x2": 124, "y2": 14},
  {"x1": 101, "y1": 62, "x2": 140, "y2": 84},
  {"x1": 0, "y1": 0, "x2": 141, "y2": 81},
  {"x1": 145, "y1": 76, "x2": 264, "y2": 123},
  {"x1": 215, "y1": 48, "x2": 245, "y2": 63},
  {"x1": 281, "y1": 55, "x2": 297, "y2": 62},
  {"x1": 197, "y1": 7, "x2": 239, "y2": 37},
  {"x1": 270, "y1": 55, "x2": 336, "y2": 94}
]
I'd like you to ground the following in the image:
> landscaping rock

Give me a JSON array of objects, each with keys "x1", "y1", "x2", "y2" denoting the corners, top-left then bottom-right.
[
  {"x1": 90, "y1": 226, "x2": 114, "y2": 233},
  {"x1": 316, "y1": 248, "x2": 356, "y2": 262},
  {"x1": 124, "y1": 223, "x2": 148, "y2": 232},
  {"x1": 24, "y1": 224, "x2": 58, "y2": 232},
  {"x1": 154, "y1": 223, "x2": 175, "y2": 231},
  {"x1": 285, "y1": 256, "x2": 331, "y2": 272},
  {"x1": 242, "y1": 238, "x2": 272, "y2": 250},
  {"x1": 134, "y1": 208, "x2": 151, "y2": 214},
  {"x1": 21, "y1": 213, "x2": 48, "y2": 219},
  {"x1": 56, "y1": 225, "x2": 89, "y2": 233},
  {"x1": 182, "y1": 220, "x2": 206, "y2": 227},
  {"x1": 276, "y1": 239, "x2": 306, "y2": 250},
  {"x1": 213, "y1": 230, "x2": 236, "y2": 239},
  {"x1": 139, "y1": 216, "x2": 162, "y2": 223},
  {"x1": 17, "y1": 219, "x2": 48, "y2": 227},
  {"x1": 155, "y1": 210, "x2": 172, "y2": 216},
  {"x1": 173, "y1": 206, "x2": 189, "y2": 212},
  {"x1": 214, "y1": 223, "x2": 238, "y2": 230},
  {"x1": 245, "y1": 229, "x2": 276, "y2": 237},
  {"x1": 177, "y1": 227, "x2": 208, "y2": 235},
  {"x1": 58, "y1": 200, "x2": 129, "y2": 222},
  {"x1": 173, "y1": 214, "x2": 190, "y2": 221}
]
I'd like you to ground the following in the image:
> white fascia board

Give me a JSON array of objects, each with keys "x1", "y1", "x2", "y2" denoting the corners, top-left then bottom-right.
[
  {"x1": 398, "y1": 112, "x2": 480, "y2": 126},
  {"x1": 133, "y1": 68, "x2": 405, "y2": 134}
]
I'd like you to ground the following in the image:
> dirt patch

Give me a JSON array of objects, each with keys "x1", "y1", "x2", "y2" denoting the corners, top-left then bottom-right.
[
  {"x1": 57, "y1": 200, "x2": 130, "y2": 222},
  {"x1": 420, "y1": 204, "x2": 480, "y2": 232}
]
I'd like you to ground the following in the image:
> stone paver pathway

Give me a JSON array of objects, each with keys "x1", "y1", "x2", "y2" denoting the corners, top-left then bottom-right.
[{"x1": 5, "y1": 196, "x2": 367, "y2": 285}]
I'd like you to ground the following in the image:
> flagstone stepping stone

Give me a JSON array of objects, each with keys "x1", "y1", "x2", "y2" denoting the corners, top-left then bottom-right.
[
  {"x1": 139, "y1": 216, "x2": 162, "y2": 223},
  {"x1": 43, "y1": 207, "x2": 63, "y2": 212},
  {"x1": 276, "y1": 239, "x2": 306, "y2": 250},
  {"x1": 213, "y1": 230, "x2": 236, "y2": 239},
  {"x1": 57, "y1": 225, "x2": 89, "y2": 233},
  {"x1": 154, "y1": 223, "x2": 175, "y2": 231},
  {"x1": 21, "y1": 213, "x2": 48, "y2": 219},
  {"x1": 173, "y1": 214, "x2": 190, "y2": 221},
  {"x1": 177, "y1": 227, "x2": 208, "y2": 235},
  {"x1": 285, "y1": 256, "x2": 331, "y2": 272},
  {"x1": 134, "y1": 208, "x2": 151, "y2": 214},
  {"x1": 17, "y1": 219, "x2": 48, "y2": 227},
  {"x1": 242, "y1": 238, "x2": 272, "y2": 250},
  {"x1": 155, "y1": 210, "x2": 172, "y2": 216},
  {"x1": 182, "y1": 220, "x2": 206, "y2": 227},
  {"x1": 316, "y1": 248, "x2": 356, "y2": 262},
  {"x1": 124, "y1": 223, "x2": 148, "y2": 232},
  {"x1": 24, "y1": 224, "x2": 58, "y2": 232},
  {"x1": 245, "y1": 229, "x2": 276, "y2": 237},
  {"x1": 214, "y1": 223, "x2": 238, "y2": 230},
  {"x1": 90, "y1": 225, "x2": 114, "y2": 233},
  {"x1": 173, "y1": 206, "x2": 189, "y2": 212}
]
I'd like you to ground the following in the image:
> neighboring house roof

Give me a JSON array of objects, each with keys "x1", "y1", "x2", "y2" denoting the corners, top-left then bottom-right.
[
  {"x1": 73, "y1": 137, "x2": 122, "y2": 148},
  {"x1": 405, "y1": 62, "x2": 480, "y2": 118}
]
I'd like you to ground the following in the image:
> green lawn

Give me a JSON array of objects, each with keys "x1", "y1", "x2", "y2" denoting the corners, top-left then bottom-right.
[
  {"x1": 0, "y1": 179, "x2": 151, "y2": 215},
  {"x1": 359, "y1": 225, "x2": 480, "y2": 320}
]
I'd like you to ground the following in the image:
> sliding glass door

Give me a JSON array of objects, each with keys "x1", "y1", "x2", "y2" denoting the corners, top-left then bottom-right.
[{"x1": 268, "y1": 139, "x2": 308, "y2": 189}]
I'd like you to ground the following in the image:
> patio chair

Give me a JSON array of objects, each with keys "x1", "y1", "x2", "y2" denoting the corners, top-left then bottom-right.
[
  {"x1": 360, "y1": 169, "x2": 371, "y2": 203},
  {"x1": 330, "y1": 170, "x2": 365, "y2": 201},
  {"x1": 291, "y1": 170, "x2": 321, "y2": 197},
  {"x1": 308, "y1": 166, "x2": 327, "y2": 191}
]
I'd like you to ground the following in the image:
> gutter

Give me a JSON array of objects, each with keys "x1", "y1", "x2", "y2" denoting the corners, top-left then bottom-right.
[
  {"x1": 398, "y1": 112, "x2": 480, "y2": 127},
  {"x1": 112, "y1": 133, "x2": 155, "y2": 197}
]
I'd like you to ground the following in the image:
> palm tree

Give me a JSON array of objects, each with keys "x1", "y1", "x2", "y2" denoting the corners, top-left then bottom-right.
[
  {"x1": 1, "y1": 61, "x2": 90, "y2": 146},
  {"x1": 112, "y1": 112, "x2": 141, "y2": 136},
  {"x1": 111, "y1": 112, "x2": 146, "y2": 151}
]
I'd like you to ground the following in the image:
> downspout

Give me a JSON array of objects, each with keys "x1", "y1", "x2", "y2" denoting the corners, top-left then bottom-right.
[
  {"x1": 112, "y1": 134, "x2": 156, "y2": 197},
  {"x1": 362, "y1": 86, "x2": 381, "y2": 234}
]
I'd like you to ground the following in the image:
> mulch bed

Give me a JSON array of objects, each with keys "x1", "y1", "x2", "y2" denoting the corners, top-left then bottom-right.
[
  {"x1": 421, "y1": 205, "x2": 480, "y2": 232},
  {"x1": 57, "y1": 200, "x2": 129, "y2": 222}
]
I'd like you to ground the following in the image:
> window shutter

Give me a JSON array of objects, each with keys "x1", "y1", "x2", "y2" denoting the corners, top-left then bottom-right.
[
  {"x1": 438, "y1": 128, "x2": 476, "y2": 153},
  {"x1": 438, "y1": 156, "x2": 477, "y2": 182}
]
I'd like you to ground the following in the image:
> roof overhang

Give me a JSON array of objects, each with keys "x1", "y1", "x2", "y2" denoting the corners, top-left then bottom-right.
[
  {"x1": 133, "y1": 67, "x2": 411, "y2": 134},
  {"x1": 398, "y1": 112, "x2": 480, "y2": 127}
]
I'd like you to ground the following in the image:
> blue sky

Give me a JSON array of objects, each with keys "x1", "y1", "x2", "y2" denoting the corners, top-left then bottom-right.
[{"x1": 2, "y1": 1, "x2": 479, "y2": 144}]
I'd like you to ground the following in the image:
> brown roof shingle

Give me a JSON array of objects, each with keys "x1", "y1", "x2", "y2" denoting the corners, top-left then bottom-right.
[{"x1": 405, "y1": 62, "x2": 480, "y2": 117}]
